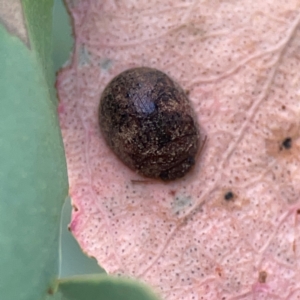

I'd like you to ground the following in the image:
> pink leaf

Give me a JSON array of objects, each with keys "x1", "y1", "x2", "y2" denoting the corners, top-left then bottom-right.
[{"x1": 57, "y1": 1, "x2": 300, "y2": 299}]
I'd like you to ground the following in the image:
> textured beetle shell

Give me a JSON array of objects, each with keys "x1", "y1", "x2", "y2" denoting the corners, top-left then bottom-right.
[{"x1": 99, "y1": 67, "x2": 200, "y2": 181}]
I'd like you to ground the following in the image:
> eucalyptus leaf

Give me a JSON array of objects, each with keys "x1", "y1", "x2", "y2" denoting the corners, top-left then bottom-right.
[
  {"x1": 52, "y1": 0, "x2": 73, "y2": 73},
  {"x1": 0, "y1": 1, "x2": 68, "y2": 300},
  {"x1": 59, "y1": 198, "x2": 106, "y2": 278},
  {"x1": 22, "y1": 0, "x2": 56, "y2": 103},
  {"x1": 57, "y1": 275, "x2": 161, "y2": 300},
  {"x1": 45, "y1": 290, "x2": 63, "y2": 300}
]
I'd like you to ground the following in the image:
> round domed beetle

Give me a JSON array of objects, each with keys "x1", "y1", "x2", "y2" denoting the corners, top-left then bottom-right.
[{"x1": 99, "y1": 67, "x2": 200, "y2": 181}]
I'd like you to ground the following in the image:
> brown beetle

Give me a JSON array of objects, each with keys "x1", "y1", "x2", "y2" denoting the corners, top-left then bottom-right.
[{"x1": 99, "y1": 67, "x2": 200, "y2": 181}]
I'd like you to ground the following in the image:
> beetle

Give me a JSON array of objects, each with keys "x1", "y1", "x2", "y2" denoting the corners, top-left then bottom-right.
[{"x1": 99, "y1": 67, "x2": 200, "y2": 181}]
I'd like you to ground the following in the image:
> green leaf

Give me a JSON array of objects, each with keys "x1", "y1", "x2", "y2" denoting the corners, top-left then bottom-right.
[
  {"x1": 0, "y1": 2, "x2": 68, "y2": 300},
  {"x1": 59, "y1": 197, "x2": 106, "y2": 277},
  {"x1": 22, "y1": 0, "x2": 56, "y2": 103},
  {"x1": 45, "y1": 290, "x2": 63, "y2": 300},
  {"x1": 52, "y1": 0, "x2": 73, "y2": 73},
  {"x1": 57, "y1": 275, "x2": 161, "y2": 300}
]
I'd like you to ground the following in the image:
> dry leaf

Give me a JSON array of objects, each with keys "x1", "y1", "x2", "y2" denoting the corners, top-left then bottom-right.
[{"x1": 57, "y1": 1, "x2": 300, "y2": 299}]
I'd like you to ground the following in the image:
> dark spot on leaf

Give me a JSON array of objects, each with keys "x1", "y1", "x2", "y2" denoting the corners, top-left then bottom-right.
[
  {"x1": 169, "y1": 189, "x2": 176, "y2": 196},
  {"x1": 258, "y1": 270, "x2": 267, "y2": 283},
  {"x1": 224, "y1": 191, "x2": 234, "y2": 201},
  {"x1": 280, "y1": 137, "x2": 292, "y2": 150}
]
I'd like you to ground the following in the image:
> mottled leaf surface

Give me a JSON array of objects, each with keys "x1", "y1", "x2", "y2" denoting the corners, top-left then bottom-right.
[{"x1": 57, "y1": 1, "x2": 300, "y2": 299}]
